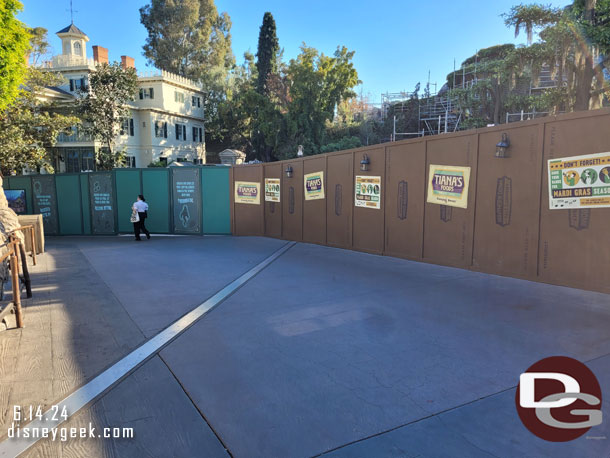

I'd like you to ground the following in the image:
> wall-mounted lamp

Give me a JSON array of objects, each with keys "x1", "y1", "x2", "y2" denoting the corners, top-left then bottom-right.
[
  {"x1": 297, "y1": 145, "x2": 304, "y2": 157},
  {"x1": 360, "y1": 154, "x2": 370, "y2": 172},
  {"x1": 495, "y1": 133, "x2": 510, "y2": 158},
  {"x1": 285, "y1": 165, "x2": 293, "y2": 178}
]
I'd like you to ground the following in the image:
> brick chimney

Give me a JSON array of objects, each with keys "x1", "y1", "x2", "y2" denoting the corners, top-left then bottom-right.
[
  {"x1": 121, "y1": 55, "x2": 135, "y2": 69},
  {"x1": 92, "y1": 46, "x2": 108, "y2": 64}
]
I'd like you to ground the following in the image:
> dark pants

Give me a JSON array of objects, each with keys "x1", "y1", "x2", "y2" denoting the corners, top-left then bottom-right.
[{"x1": 133, "y1": 213, "x2": 150, "y2": 239}]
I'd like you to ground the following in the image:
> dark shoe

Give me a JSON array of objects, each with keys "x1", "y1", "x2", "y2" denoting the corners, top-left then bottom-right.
[
  {"x1": 135, "y1": 238, "x2": 141, "y2": 241},
  {"x1": 146, "y1": 233, "x2": 151, "y2": 240}
]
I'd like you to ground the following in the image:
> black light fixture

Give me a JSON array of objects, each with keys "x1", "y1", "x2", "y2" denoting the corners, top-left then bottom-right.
[
  {"x1": 285, "y1": 165, "x2": 293, "y2": 178},
  {"x1": 360, "y1": 154, "x2": 370, "y2": 172},
  {"x1": 495, "y1": 133, "x2": 510, "y2": 158}
]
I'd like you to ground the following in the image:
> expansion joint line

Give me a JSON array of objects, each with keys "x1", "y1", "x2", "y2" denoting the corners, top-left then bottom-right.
[{"x1": 0, "y1": 241, "x2": 296, "y2": 457}]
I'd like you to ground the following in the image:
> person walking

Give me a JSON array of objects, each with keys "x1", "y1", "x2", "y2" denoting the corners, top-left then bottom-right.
[{"x1": 132, "y1": 194, "x2": 151, "y2": 241}]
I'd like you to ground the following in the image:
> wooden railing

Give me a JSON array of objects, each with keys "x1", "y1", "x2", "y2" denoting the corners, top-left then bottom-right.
[
  {"x1": 0, "y1": 225, "x2": 37, "y2": 329},
  {"x1": 0, "y1": 240, "x2": 24, "y2": 328},
  {"x1": 8, "y1": 226, "x2": 37, "y2": 266}
]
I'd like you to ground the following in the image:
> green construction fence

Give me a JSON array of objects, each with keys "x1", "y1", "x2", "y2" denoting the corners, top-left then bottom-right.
[{"x1": 3, "y1": 166, "x2": 231, "y2": 236}]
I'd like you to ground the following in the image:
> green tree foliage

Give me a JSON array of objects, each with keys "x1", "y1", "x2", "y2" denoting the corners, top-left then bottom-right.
[
  {"x1": 447, "y1": 45, "x2": 522, "y2": 125},
  {"x1": 0, "y1": 68, "x2": 80, "y2": 175},
  {"x1": 208, "y1": 52, "x2": 258, "y2": 155},
  {"x1": 252, "y1": 12, "x2": 281, "y2": 161},
  {"x1": 78, "y1": 62, "x2": 138, "y2": 170},
  {"x1": 276, "y1": 45, "x2": 360, "y2": 159},
  {"x1": 140, "y1": 0, "x2": 233, "y2": 79},
  {"x1": 139, "y1": 0, "x2": 235, "y2": 120},
  {"x1": 256, "y1": 12, "x2": 279, "y2": 95},
  {"x1": 27, "y1": 27, "x2": 50, "y2": 66},
  {"x1": 320, "y1": 136, "x2": 361, "y2": 153},
  {"x1": 503, "y1": 0, "x2": 610, "y2": 110},
  {"x1": 0, "y1": 28, "x2": 79, "y2": 175},
  {"x1": 0, "y1": 0, "x2": 30, "y2": 111},
  {"x1": 504, "y1": 3, "x2": 563, "y2": 43},
  {"x1": 212, "y1": 42, "x2": 360, "y2": 162}
]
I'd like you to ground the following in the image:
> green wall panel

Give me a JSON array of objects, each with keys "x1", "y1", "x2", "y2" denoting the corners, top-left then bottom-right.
[
  {"x1": 80, "y1": 174, "x2": 91, "y2": 234},
  {"x1": 55, "y1": 175, "x2": 83, "y2": 235},
  {"x1": 5, "y1": 166, "x2": 231, "y2": 236},
  {"x1": 142, "y1": 169, "x2": 170, "y2": 233},
  {"x1": 202, "y1": 166, "x2": 231, "y2": 234},
  {"x1": 115, "y1": 169, "x2": 142, "y2": 233},
  {"x1": 6, "y1": 176, "x2": 33, "y2": 214}
]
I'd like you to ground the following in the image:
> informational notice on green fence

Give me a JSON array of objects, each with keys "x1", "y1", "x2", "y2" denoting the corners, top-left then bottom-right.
[
  {"x1": 304, "y1": 171, "x2": 325, "y2": 201},
  {"x1": 32, "y1": 175, "x2": 59, "y2": 235},
  {"x1": 90, "y1": 173, "x2": 115, "y2": 234},
  {"x1": 548, "y1": 152, "x2": 610, "y2": 209},
  {"x1": 172, "y1": 168, "x2": 201, "y2": 233},
  {"x1": 355, "y1": 175, "x2": 381, "y2": 209},
  {"x1": 264, "y1": 178, "x2": 280, "y2": 202}
]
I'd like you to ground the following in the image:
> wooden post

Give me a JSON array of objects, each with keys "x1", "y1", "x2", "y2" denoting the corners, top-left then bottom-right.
[
  {"x1": 9, "y1": 242, "x2": 23, "y2": 328},
  {"x1": 29, "y1": 227, "x2": 36, "y2": 266},
  {"x1": 18, "y1": 242, "x2": 32, "y2": 298}
]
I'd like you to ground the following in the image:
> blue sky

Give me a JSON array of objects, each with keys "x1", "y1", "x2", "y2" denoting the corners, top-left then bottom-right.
[{"x1": 19, "y1": 0, "x2": 572, "y2": 103}]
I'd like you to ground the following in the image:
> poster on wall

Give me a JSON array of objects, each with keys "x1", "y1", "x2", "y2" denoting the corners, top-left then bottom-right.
[
  {"x1": 304, "y1": 171, "x2": 325, "y2": 201},
  {"x1": 548, "y1": 152, "x2": 610, "y2": 209},
  {"x1": 264, "y1": 178, "x2": 281, "y2": 202},
  {"x1": 354, "y1": 176, "x2": 381, "y2": 209},
  {"x1": 235, "y1": 181, "x2": 260, "y2": 204},
  {"x1": 32, "y1": 175, "x2": 59, "y2": 235},
  {"x1": 172, "y1": 168, "x2": 201, "y2": 233},
  {"x1": 89, "y1": 173, "x2": 115, "y2": 234},
  {"x1": 427, "y1": 165, "x2": 471, "y2": 209},
  {"x1": 4, "y1": 190, "x2": 26, "y2": 214}
]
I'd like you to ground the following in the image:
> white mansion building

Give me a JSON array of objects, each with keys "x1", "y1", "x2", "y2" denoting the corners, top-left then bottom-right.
[{"x1": 43, "y1": 24, "x2": 206, "y2": 172}]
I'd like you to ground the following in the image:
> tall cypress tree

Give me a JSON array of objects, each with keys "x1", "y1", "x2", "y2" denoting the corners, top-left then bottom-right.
[{"x1": 255, "y1": 12, "x2": 279, "y2": 95}]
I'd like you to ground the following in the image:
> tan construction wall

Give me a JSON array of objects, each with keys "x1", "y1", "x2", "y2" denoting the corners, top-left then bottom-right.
[{"x1": 231, "y1": 108, "x2": 610, "y2": 294}]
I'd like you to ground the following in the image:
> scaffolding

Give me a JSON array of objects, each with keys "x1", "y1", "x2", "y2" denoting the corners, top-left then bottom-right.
[{"x1": 382, "y1": 74, "x2": 482, "y2": 138}]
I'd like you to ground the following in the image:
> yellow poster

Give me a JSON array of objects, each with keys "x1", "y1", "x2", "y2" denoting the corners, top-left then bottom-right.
[
  {"x1": 548, "y1": 152, "x2": 610, "y2": 209},
  {"x1": 304, "y1": 171, "x2": 325, "y2": 201},
  {"x1": 265, "y1": 178, "x2": 281, "y2": 202},
  {"x1": 427, "y1": 165, "x2": 471, "y2": 209},
  {"x1": 234, "y1": 181, "x2": 260, "y2": 205},
  {"x1": 354, "y1": 176, "x2": 381, "y2": 209}
]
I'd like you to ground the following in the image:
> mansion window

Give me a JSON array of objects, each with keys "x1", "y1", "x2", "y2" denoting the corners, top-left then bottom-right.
[
  {"x1": 192, "y1": 126, "x2": 203, "y2": 143},
  {"x1": 175, "y1": 123, "x2": 187, "y2": 141},
  {"x1": 139, "y1": 88, "x2": 154, "y2": 99},
  {"x1": 154, "y1": 121, "x2": 168, "y2": 138},
  {"x1": 69, "y1": 78, "x2": 87, "y2": 92},
  {"x1": 64, "y1": 148, "x2": 95, "y2": 173},
  {"x1": 120, "y1": 118, "x2": 134, "y2": 136},
  {"x1": 174, "y1": 91, "x2": 185, "y2": 103},
  {"x1": 191, "y1": 96, "x2": 201, "y2": 108},
  {"x1": 125, "y1": 156, "x2": 136, "y2": 168}
]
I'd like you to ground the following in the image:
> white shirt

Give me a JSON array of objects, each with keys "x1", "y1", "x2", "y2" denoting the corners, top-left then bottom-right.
[{"x1": 133, "y1": 201, "x2": 148, "y2": 212}]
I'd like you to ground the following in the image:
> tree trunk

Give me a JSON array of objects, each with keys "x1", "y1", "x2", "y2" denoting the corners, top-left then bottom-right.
[
  {"x1": 574, "y1": 48, "x2": 594, "y2": 111},
  {"x1": 574, "y1": 0, "x2": 598, "y2": 111},
  {"x1": 493, "y1": 81, "x2": 502, "y2": 125},
  {"x1": 585, "y1": 0, "x2": 597, "y2": 22}
]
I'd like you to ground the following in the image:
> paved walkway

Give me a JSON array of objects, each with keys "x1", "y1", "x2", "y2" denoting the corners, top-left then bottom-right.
[{"x1": 0, "y1": 236, "x2": 609, "y2": 457}]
